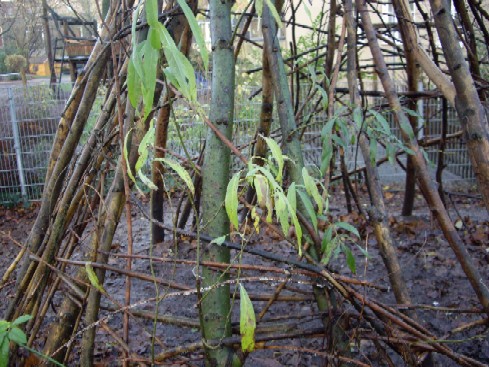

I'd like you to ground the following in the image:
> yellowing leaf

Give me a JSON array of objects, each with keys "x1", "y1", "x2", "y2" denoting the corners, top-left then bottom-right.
[
  {"x1": 85, "y1": 262, "x2": 106, "y2": 294},
  {"x1": 239, "y1": 284, "x2": 256, "y2": 353}
]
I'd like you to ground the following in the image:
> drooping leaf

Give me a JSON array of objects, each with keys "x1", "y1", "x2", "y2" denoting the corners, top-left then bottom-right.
[
  {"x1": 239, "y1": 284, "x2": 256, "y2": 353},
  {"x1": 141, "y1": 41, "x2": 159, "y2": 118},
  {"x1": 298, "y1": 189, "x2": 317, "y2": 233},
  {"x1": 343, "y1": 245, "x2": 356, "y2": 273},
  {"x1": 274, "y1": 190, "x2": 289, "y2": 236},
  {"x1": 399, "y1": 116, "x2": 415, "y2": 140},
  {"x1": 157, "y1": 23, "x2": 197, "y2": 101},
  {"x1": 264, "y1": 0, "x2": 283, "y2": 28},
  {"x1": 287, "y1": 182, "x2": 296, "y2": 213},
  {"x1": 353, "y1": 106, "x2": 363, "y2": 128},
  {"x1": 225, "y1": 171, "x2": 241, "y2": 229},
  {"x1": 123, "y1": 128, "x2": 137, "y2": 183},
  {"x1": 175, "y1": 0, "x2": 209, "y2": 71},
  {"x1": 336, "y1": 221, "x2": 360, "y2": 238},
  {"x1": 210, "y1": 235, "x2": 226, "y2": 246},
  {"x1": 302, "y1": 167, "x2": 323, "y2": 214},
  {"x1": 155, "y1": 158, "x2": 195, "y2": 195},
  {"x1": 263, "y1": 137, "x2": 284, "y2": 183},
  {"x1": 8, "y1": 327, "x2": 26, "y2": 345},
  {"x1": 370, "y1": 109, "x2": 391, "y2": 136},
  {"x1": 85, "y1": 262, "x2": 105, "y2": 294},
  {"x1": 146, "y1": 0, "x2": 160, "y2": 27},
  {"x1": 255, "y1": 0, "x2": 263, "y2": 17},
  {"x1": 127, "y1": 59, "x2": 141, "y2": 108},
  {"x1": 369, "y1": 137, "x2": 377, "y2": 165},
  {"x1": 254, "y1": 174, "x2": 269, "y2": 211}
]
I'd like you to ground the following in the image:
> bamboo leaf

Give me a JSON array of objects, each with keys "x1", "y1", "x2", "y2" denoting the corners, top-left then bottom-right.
[
  {"x1": 343, "y1": 245, "x2": 356, "y2": 274},
  {"x1": 225, "y1": 171, "x2": 241, "y2": 229},
  {"x1": 399, "y1": 117, "x2": 415, "y2": 140},
  {"x1": 127, "y1": 59, "x2": 141, "y2": 108},
  {"x1": 255, "y1": 0, "x2": 263, "y2": 16},
  {"x1": 141, "y1": 41, "x2": 159, "y2": 118},
  {"x1": 254, "y1": 174, "x2": 269, "y2": 210},
  {"x1": 210, "y1": 235, "x2": 226, "y2": 246},
  {"x1": 274, "y1": 190, "x2": 289, "y2": 236},
  {"x1": 123, "y1": 129, "x2": 137, "y2": 183},
  {"x1": 353, "y1": 106, "x2": 363, "y2": 128},
  {"x1": 155, "y1": 158, "x2": 195, "y2": 195},
  {"x1": 336, "y1": 221, "x2": 360, "y2": 238},
  {"x1": 287, "y1": 182, "x2": 296, "y2": 213},
  {"x1": 85, "y1": 262, "x2": 106, "y2": 294},
  {"x1": 370, "y1": 109, "x2": 391, "y2": 136},
  {"x1": 264, "y1": 0, "x2": 283, "y2": 28},
  {"x1": 146, "y1": 0, "x2": 159, "y2": 27},
  {"x1": 239, "y1": 284, "x2": 256, "y2": 352},
  {"x1": 175, "y1": 0, "x2": 209, "y2": 70},
  {"x1": 263, "y1": 137, "x2": 284, "y2": 183},
  {"x1": 302, "y1": 167, "x2": 323, "y2": 214},
  {"x1": 297, "y1": 190, "x2": 317, "y2": 233}
]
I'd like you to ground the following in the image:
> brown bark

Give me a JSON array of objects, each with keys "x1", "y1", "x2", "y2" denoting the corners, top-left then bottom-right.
[
  {"x1": 345, "y1": 0, "x2": 413, "y2": 310},
  {"x1": 429, "y1": 0, "x2": 489, "y2": 214},
  {"x1": 357, "y1": 0, "x2": 489, "y2": 315}
]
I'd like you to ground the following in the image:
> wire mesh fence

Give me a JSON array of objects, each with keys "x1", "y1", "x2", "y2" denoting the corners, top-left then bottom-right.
[{"x1": 0, "y1": 80, "x2": 478, "y2": 205}]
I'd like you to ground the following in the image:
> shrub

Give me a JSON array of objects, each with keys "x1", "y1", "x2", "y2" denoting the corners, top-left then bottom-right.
[{"x1": 5, "y1": 54, "x2": 27, "y2": 73}]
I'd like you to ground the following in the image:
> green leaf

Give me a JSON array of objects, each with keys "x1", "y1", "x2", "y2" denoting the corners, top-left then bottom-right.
[
  {"x1": 127, "y1": 59, "x2": 141, "y2": 108},
  {"x1": 336, "y1": 221, "x2": 360, "y2": 238},
  {"x1": 356, "y1": 244, "x2": 370, "y2": 258},
  {"x1": 155, "y1": 158, "x2": 195, "y2": 195},
  {"x1": 141, "y1": 41, "x2": 159, "y2": 118},
  {"x1": 131, "y1": 2, "x2": 143, "y2": 48},
  {"x1": 123, "y1": 128, "x2": 137, "y2": 183},
  {"x1": 8, "y1": 327, "x2": 26, "y2": 345},
  {"x1": 254, "y1": 174, "x2": 270, "y2": 217},
  {"x1": 0, "y1": 321, "x2": 8, "y2": 334},
  {"x1": 370, "y1": 109, "x2": 391, "y2": 136},
  {"x1": 287, "y1": 182, "x2": 296, "y2": 213},
  {"x1": 85, "y1": 262, "x2": 106, "y2": 294},
  {"x1": 321, "y1": 229, "x2": 335, "y2": 265},
  {"x1": 343, "y1": 245, "x2": 356, "y2": 273},
  {"x1": 210, "y1": 235, "x2": 226, "y2": 246},
  {"x1": 146, "y1": 0, "x2": 159, "y2": 27},
  {"x1": 175, "y1": 0, "x2": 209, "y2": 71},
  {"x1": 157, "y1": 24, "x2": 197, "y2": 101},
  {"x1": 263, "y1": 137, "x2": 284, "y2": 183},
  {"x1": 225, "y1": 171, "x2": 241, "y2": 229},
  {"x1": 274, "y1": 190, "x2": 290, "y2": 236},
  {"x1": 255, "y1": 0, "x2": 263, "y2": 17},
  {"x1": 399, "y1": 116, "x2": 415, "y2": 140},
  {"x1": 353, "y1": 106, "x2": 363, "y2": 128},
  {"x1": 298, "y1": 190, "x2": 317, "y2": 233},
  {"x1": 369, "y1": 137, "x2": 377, "y2": 165},
  {"x1": 239, "y1": 284, "x2": 256, "y2": 353},
  {"x1": 0, "y1": 337, "x2": 9, "y2": 367},
  {"x1": 302, "y1": 167, "x2": 323, "y2": 214},
  {"x1": 12, "y1": 315, "x2": 32, "y2": 327},
  {"x1": 264, "y1": 0, "x2": 283, "y2": 28}
]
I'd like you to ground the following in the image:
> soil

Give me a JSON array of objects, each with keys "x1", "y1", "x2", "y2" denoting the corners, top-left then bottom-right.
[{"x1": 0, "y1": 183, "x2": 488, "y2": 366}]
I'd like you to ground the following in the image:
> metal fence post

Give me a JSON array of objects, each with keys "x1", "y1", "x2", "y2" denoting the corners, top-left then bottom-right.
[{"x1": 8, "y1": 87, "x2": 28, "y2": 201}]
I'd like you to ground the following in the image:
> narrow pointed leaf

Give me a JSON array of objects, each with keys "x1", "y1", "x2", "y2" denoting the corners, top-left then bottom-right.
[
  {"x1": 225, "y1": 171, "x2": 241, "y2": 229},
  {"x1": 239, "y1": 284, "x2": 256, "y2": 352},
  {"x1": 85, "y1": 262, "x2": 106, "y2": 294},
  {"x1": 175, "y1": 0, "x2": 209, "y2": 70}
]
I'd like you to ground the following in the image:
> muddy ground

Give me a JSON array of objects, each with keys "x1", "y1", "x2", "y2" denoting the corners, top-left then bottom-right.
[{"x1": 0, "y1": 183, "x2": 488, "y2": 366}]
